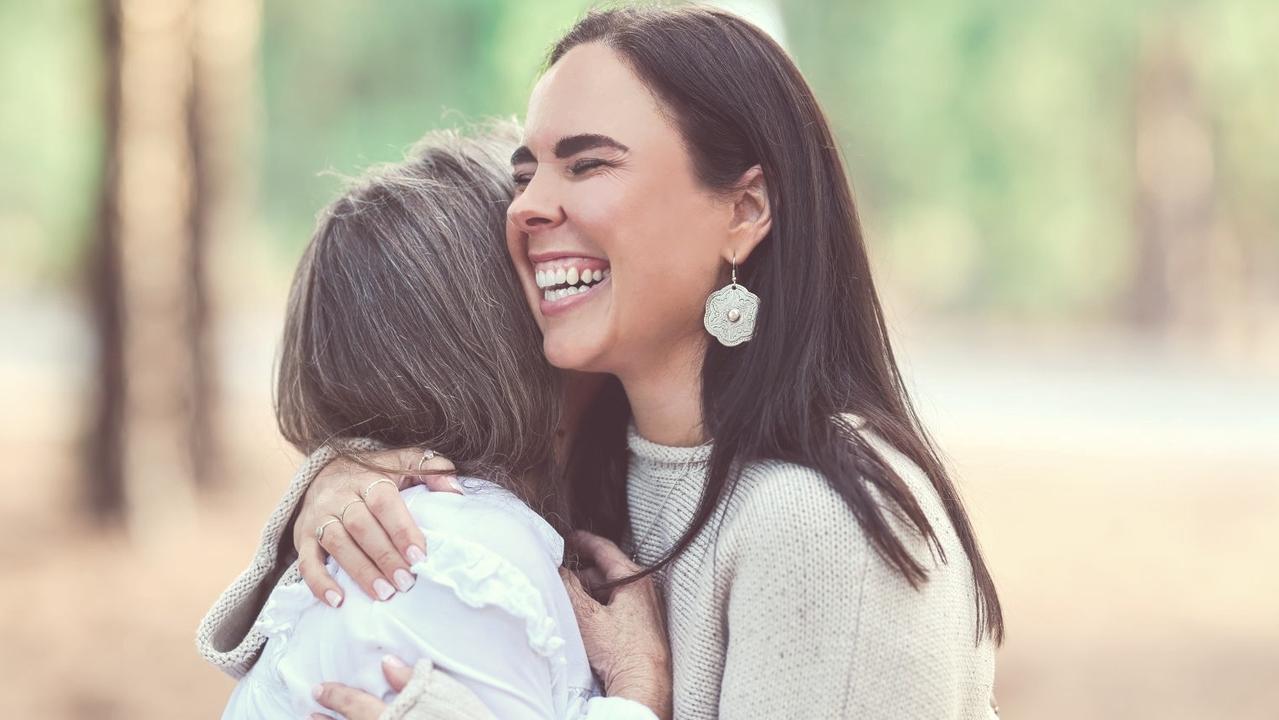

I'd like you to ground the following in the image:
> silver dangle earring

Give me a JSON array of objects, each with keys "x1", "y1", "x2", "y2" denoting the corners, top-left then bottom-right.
[{"x1": 703, "y1": 252, "x2": 760, "y2": 347}]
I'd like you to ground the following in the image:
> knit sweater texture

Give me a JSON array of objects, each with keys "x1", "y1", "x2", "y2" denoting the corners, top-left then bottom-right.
[
  {"x1": 621, "y1": 422, "x2": 998, "y2": 719},
  {"x1": 197, "y1": 423, "x2": 998, "y2": 718}
]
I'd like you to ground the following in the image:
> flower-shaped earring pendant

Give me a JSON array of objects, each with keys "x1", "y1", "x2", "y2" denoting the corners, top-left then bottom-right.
[{"x1": 703, "y1": 253, "x2": 759, "y2": 347}]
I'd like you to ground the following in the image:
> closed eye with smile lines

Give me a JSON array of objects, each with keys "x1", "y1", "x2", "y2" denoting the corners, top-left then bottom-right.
[{"x1": 511, "y1": 134, "x2": 630, "y2": 188}]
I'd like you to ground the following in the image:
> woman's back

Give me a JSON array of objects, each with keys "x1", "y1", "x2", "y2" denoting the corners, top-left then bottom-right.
[{"x1": 223, "y1": 481, "x2": 600, "y2": 719}]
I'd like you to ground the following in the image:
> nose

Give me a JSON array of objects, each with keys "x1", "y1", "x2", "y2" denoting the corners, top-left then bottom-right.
[{"x1": 507, "y1": 174, "x2": 565, "y2": 233}]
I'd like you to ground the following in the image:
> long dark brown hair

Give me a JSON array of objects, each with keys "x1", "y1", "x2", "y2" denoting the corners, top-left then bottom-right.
[
  {"x1": 554, "y1": 6, "x2": 1003, "y2": 643},
  {"x1": 276, "y1": 128, "x2": 565, "y2": 521}
]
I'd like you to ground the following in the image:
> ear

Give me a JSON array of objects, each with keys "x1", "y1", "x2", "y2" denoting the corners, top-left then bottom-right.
[{"x1": 724, "y1": 165, "x2": 771, "y2": 265}]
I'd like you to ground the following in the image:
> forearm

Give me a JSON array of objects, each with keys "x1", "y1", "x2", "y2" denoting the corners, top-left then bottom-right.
[
  {"x1": 380, "y1": 661, "x2": 660, "y2": 720},
  {"x1": 195, "y1": 443, "x2": 365, "y2": 677},
  {"x1": 379, "y1": 660, "x2": 496, "y2": 720}
]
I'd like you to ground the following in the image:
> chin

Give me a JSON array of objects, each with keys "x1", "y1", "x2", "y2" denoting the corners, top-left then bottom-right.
[{"x1": 542, "y1": 331, "x2": 607, "y2": 373}]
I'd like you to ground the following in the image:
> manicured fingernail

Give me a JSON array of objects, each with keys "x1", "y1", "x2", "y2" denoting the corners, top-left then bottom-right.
[
  {"x1": 393, "y1": 568, "x2": 415, "y2": 592},
  {"x1": 324, "y1": 590, "x2": 343, "y2": 608},
  {"x1": 373, "y1": 578, "x2": 395, "y2": 600},
  {"x1": 446, "y1": 475, "x2": 464, "y2": 493},
  {"x1": 405, "y1": 545, "x2": 426, "y2": 564},
  {"x1": 312, "y1": 683, "x2": 324, "y2": 700},
  {"x1": 383, "y1": 654, "x2": 409, "y2": 670}
]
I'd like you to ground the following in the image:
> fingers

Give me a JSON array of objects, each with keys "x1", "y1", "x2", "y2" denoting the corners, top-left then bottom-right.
[
  {"x1": 381, "y1": 654, "x2": 414, "y2": 692},
  {"x1": 568, "y1": 530, "x2": 640, "y2": 582},
  {"x1": 406, "y1": 451, "x2": 462, "y2": 495},
  {"x1": 418, "y1": 452, "x2": 457, "y2": 477},
  {"x1": 362, "y1": 480, "x2": 429, "y2": 566},
  {"x1": 312, "y1": 682, "x2": 385, "y2": 720},
  {"x1": 416, "y1": 473, "x2": 464, "y2": 495},
  {"x1": 396, "y1": 449, "x2": 460, "y2": 493},
  {"x1": 341, "y1": 501, "x2": 417, "y2": 594},
  {"x1": 298, "y1": 538, "x2": 344, "y2": 608},
  {"x1": 318, "y1": 521, "x2": 398, "y2": 601}
]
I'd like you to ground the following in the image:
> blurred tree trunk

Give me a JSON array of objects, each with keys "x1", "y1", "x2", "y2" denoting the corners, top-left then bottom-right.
[
  {"x1": 189, "y1": 0, "x2": 262, "y2": 489},
  {"x1": 86, "y1": 0, "x2": 126, "y2": 522},
  {"x1": 87, "y1": 0, "x2": 203, "y2": 529},
  {"x1": 1129, "y1": 17, "x2": 1241, "y2": 342}
]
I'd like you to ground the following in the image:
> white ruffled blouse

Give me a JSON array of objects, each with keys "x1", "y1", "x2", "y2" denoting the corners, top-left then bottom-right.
[{"x1": 221, "y1": 479, "x2": 657, "y2": 720}]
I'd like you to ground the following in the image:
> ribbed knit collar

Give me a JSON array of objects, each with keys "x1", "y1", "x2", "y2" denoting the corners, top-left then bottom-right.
[{"x1": 626, "y1": 423, "x2": 713, "y2": 469}]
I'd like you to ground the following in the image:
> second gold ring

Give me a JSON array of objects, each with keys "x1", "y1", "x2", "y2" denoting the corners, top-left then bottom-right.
[
  {"x1": 361, "y1": 477, "x2": 397, "y2": 501},
  {"x1": 338, "y1": 497, "x2": 364, "y2": 522}
]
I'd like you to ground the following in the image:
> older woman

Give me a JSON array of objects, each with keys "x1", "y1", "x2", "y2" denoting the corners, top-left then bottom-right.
[{"x1": 206, "y1": 129, "x2": 669, "y2": 719}]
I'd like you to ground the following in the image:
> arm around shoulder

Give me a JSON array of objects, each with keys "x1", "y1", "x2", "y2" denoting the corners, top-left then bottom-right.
[{"x1": 195, "y1": 442, "x2": 377, "y2": 677}]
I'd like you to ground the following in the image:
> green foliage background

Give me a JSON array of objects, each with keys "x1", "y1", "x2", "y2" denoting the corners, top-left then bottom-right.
[{"x1": 2, "y1": 0, "x2": 1275, "y2": 319}]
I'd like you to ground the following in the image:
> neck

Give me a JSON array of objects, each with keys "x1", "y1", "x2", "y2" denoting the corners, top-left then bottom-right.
[
  {"x1": 553, "y1": 370, "x2": 607, "y2": 463},
  {"x1": 619, "y1": 336, "x2": 708, "y2": 447}
]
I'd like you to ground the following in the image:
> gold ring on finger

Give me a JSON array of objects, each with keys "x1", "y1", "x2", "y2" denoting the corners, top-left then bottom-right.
[
  {"x1": 338, "y1": 497, "x2": 365, "y2": 523},
  {"x1": 416, "y1": 448, "x2": 437, "y2": 473},
  {"x1": 361, "y1": 477, "x2": 397, "y2": 501},
  {"x1": 315, "y1": 516, "x2": 342, "y2": 544}
]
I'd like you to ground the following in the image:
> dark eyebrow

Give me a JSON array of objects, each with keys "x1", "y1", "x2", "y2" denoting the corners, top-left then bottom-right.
[
  {"x1": 554, "y1": 133, "x2": 629, "y2": 158},
  {"x1": 510, "y1": 134, "x2": 629, "y2": 166},
  {"x1": 511, "y1": 146, "x2": 535, "y2": 166}
]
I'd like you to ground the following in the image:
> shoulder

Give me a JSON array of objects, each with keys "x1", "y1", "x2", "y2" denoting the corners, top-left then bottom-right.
[
  {"x1": 357, "y1": 483, "x2": 571, "y2": 661},
  {"x1": 715, "y1": 427, "x2": 947, "y2": 573},
  {"x1": 399, "y1": 481, "x2": 565, "y2": 579},
  {"x1": 721, "y1": 460, "x2": 869, "y2": 565}
]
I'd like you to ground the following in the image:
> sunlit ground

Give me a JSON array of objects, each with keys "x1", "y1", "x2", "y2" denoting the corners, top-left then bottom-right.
[{"x1": 2, "y1": 296, "x2": 1276, "y2": 719}]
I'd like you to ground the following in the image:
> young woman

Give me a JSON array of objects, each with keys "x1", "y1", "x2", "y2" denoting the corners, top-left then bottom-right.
[
  {"x1": 202, "y1": 6, "x2": 1003, "y2": 719},
  {"x1": 206, "y1": 129, "x2": 669, "y2": 719}
]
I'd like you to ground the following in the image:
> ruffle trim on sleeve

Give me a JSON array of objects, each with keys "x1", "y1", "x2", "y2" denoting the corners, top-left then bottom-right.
[
  {"x1": 253, "y1": 530, "x2": 569, "y2": 669},
  {"x1": 408, "y1": 529, "x2": 568, "y2": 665}
]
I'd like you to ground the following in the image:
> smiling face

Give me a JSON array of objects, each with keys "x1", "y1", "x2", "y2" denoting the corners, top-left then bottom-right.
[{"x1": 506, "y1": 43, "x2": 734, "y2": 377}]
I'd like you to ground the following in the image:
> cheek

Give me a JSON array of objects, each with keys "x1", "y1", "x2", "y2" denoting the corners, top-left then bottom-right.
[
  {"x1": 609, "y1": 214, "x2": 724, "y2": 340},
  {"x1": 504, "y1": 223, "x2": 545, "y2": 330}
]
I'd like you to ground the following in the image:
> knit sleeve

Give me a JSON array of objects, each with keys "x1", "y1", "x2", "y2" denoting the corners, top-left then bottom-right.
[
  {"x1": 195, "y1": 440, "x2": 382, "y2": 678},
  {"x1": 715, "y1": 461, "x2": 980, "y2": 719},
  {"x1": 380, "y1": 659, "x2": 496, "y2": 720},
  {"x1": 378, "y1": 662, "x2": 659, "y2": 720}
]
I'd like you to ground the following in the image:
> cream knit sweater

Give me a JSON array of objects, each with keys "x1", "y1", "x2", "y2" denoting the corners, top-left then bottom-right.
[
  {"x1": 621, "y1": 424, "x2": 997, "y2": 719},
  {"x1": 198, "y1": 425, "x2": 997, "y2": 719}
]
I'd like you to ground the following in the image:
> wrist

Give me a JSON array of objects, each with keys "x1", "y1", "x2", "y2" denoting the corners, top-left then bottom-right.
[
  {"x1": 605, "y1": 656, "x2": 672, "y2": 720},
  {"x1": 607, "y1": 681, "x2": 671, "y2": 720}
]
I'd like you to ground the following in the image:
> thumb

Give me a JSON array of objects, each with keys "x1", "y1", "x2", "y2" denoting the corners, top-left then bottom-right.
[
  {"x1": 381, "y1": 655, "x2": 415, "y2": 692},
  {"x1": 559, "y1": 567, "x2": 601, "y2": 621}
]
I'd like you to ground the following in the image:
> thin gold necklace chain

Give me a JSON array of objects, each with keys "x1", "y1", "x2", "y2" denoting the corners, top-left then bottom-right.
[{"x1": 628, "y1": 459, "x2": 702, "y2": 564}]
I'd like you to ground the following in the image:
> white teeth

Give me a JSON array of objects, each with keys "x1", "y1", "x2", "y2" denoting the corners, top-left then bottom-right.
[{"x1": 535, "y1": 264, "x2": 611, "y2": 296}]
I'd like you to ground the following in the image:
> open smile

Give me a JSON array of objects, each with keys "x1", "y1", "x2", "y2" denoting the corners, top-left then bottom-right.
[{"x1": 532, "y1": 257, "x2": 611, "y2": 314}]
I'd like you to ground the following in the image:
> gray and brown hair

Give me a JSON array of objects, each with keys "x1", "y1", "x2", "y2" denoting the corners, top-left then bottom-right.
[{"x1": 276, "y1": 127, "x2": 561, "y2": 514}]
